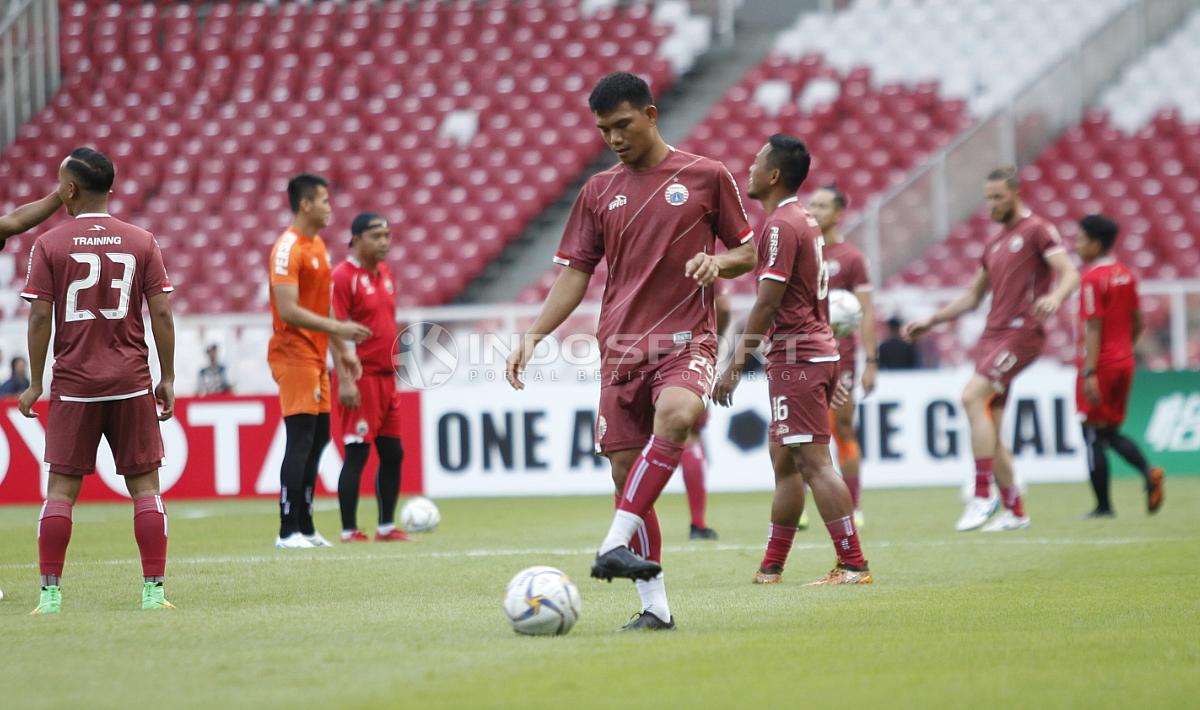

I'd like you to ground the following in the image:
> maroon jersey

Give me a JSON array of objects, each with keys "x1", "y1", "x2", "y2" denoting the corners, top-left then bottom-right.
[
  {"x1": 332, "y1": 258, "x2": 398, "y2": 376},
  {"x1": 757, "y1": 196, "x2": 838, "y2": 364},
  {"x1": 981, "y1": 211, "x2": 1066, "y2": 334},
  {"x1": 824, "y1": 239, "x2": 871, "y2": 357},
  {"x1": 1078, "y1": 256, "x2": 1138, "y2": 367},
  {"x1": 21, "y1": 213, "x2": 173, "y2": 400},
  {"x1": 553, "y1": 148, "x2": 752, "y2": 370}
]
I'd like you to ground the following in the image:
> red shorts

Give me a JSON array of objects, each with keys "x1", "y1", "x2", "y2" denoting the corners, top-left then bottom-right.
[
  {"x1": 334, "y1": 372, "x2": 404, "y2": 445},
  {"x1": 1076, "y1": 362, "x2": 1133, "y2": 425},
  {"x1": 973, "y1": 328, "x2": 1045, "y2": 401},
  {"x1": 45, "y1": 394, "x2": 164, "y2": 476},
  {"x1": 766, "y1": 359, "x2": 838, "y2": 446},
  {"x1": 596, "y1": 345, "x2": 716, "y2": 454}
]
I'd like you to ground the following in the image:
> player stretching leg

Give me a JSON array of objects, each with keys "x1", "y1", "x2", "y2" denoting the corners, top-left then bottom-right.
[
  {"x1": 681, "y1": 288, "x2": 730, "y2": 541},
  {"x1": 714, "y1": 135, "x2": 870, "y2": 586},
  {"x1": 507, "y1": 73, "x2": 755, "y2": 630},
  {"x1": 904, "y1": 167, "x2": 1079, "y2": 532},
  {"x1": 20, "y1": 148, "x2": 177, "y2": 613},
  {"x1": 269, "y1": 175, "x2": 371, "y2": 549},
  {"x1": 1073, "y1": 215, "x2": 1164, "y2": 516},
  {"x1": 332, "y1": 214, "x2": 409, "y2": 542},
  {"x1": 808, "y1": 184, "x2": 877, "y2": 526}
]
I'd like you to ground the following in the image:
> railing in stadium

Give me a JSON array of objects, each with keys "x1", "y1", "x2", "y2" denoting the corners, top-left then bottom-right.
[
  {"x1": 0, "y1": 0, "x2": 58, "y2": 148},
  {"x1": 843, "y1": 0, "x2": 1199, "y2": 286}
]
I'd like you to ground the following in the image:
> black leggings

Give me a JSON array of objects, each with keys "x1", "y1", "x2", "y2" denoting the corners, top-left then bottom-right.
[
  {"x1": 338, "y1": 436, "x2": 404, "y2": 531},
  {"x1": 279, "y1": 413, "x2": 330, "y2": 537}
]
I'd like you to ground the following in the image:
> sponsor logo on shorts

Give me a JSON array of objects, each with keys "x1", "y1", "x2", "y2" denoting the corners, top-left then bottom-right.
[
  {"x1": 597, "y1": 415, "x2": 608, "y2": 440},
  {"x1": 313, "y1": 386, "x2": 321, "y2": 402},
  {"x1": 776, "y1": 424, "x2": 790, "y2": 435},
  {"x1": 672, "y1": 331, "x2": 692, "y2": 345},
  {"x1": 608, "y1": 194, "x2": 627, "y2": 211},
  {"x1": 356, "y1": 419, "x2": 369, "y2": 436},
  {"x1": 664, "y1": 183, "x2": 689, "y2": 206}
]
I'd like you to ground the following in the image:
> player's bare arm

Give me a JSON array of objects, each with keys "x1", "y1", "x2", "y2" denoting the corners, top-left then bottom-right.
[
  {"x1": 855, "y1": 286, "x2": 879, "y2": 394},
  {"x1": 1082, "y1": 317, "x2": 1104, "y2": 406},
  {"x1": 713, "y1": 279, "x2": 785, "y2": 406},
  {"x1": 272, "y1": 284, "x2": 371, "y2": 343},
  {"x1": 684, "y1": 242, "x2": 755, "y2": 287},
  {"x1": 902, "y1": 267, "x2": 990, "y2": 341},
  {"x1": 506, "y1": 266, "x2": 591, "y2": 390},
  {"x1": 1033, "y1": 251, "x2": 1080, "y2": 319},
  {"x1": 0, "y1": 191, "x2": 62, "y2": 246},
  {"x1": 715, "y1": 292, "x2": 732, "y2": 339},
  {"x1": 18, "y1": 299, "x2": 53, "y2": 418},
  {"x1": 148, "y1": 292, "x2": 176, "y2": 421}
]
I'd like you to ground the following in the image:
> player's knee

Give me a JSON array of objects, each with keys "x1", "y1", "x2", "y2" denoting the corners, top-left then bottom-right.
[{"x1": 655, "y1": 407, "x2": 695, "y2": 441}]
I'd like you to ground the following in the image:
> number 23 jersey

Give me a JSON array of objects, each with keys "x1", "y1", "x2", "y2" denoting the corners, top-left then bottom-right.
[
  {"x1": 22, "y1": 213, "x2": 174, "y2": 400},
  {"x1": 756, "y1": 196, "x2": 838, "y2": 364}
]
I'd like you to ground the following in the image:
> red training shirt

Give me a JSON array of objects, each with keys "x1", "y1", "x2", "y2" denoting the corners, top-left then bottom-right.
[
  {"x1": 1078, "y1": 256, "x2": 1138, "y2": 368},
  {"x1": 980, "y1": 210, "x2": 1066, "y2": 335},
  {"x1": 332, "y1": 257, "x2": 398, "y2": 376}
]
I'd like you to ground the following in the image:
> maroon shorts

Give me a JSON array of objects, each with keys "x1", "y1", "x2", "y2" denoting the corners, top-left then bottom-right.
[
  {"x1": 766, "y1": 359, "x2": 838, "y2": 446},
  {"x1": 1076, "y1": 361, "x2": 1134, "y2": 425},
  {"x1": 334, "y1": 372, "x2": 404, "y2": 445},
  {"x1": 836, "y1": 339, "x2": 857, "y2": 391},
  {"x1": 45, "y1": 394, "x2": 164, "y2": 476},
  {"x1": 596, "y1": 345, "x2": 716, "y2": 454},
  {"x1": 974, "y1": 328, "x2": 1045, "y2": 401}
]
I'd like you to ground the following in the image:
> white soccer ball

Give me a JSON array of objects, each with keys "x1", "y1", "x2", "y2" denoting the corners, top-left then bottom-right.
[
  {"x1": 399, "y1": 497, "x2": 440, "y2": 533},
  {"x1": 828, "y1": 288, "x2": 863, "y2": 338},
  {"x1": 504, "y1": 566, "x2": 582, "y2": 636}
]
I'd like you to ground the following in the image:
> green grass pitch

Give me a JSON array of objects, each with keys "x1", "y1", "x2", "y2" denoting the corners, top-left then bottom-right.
[{"x1": 1, "y1": 479, "x2": 1197, "y2": 709}]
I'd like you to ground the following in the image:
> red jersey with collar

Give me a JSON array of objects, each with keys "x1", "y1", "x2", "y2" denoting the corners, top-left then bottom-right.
[
  {"x1": 332, "y1": 258, "x2": 398, "y2": 376},
  {"x1": 1078, "y1": 257, "x2": 1138, "y2": 367}
]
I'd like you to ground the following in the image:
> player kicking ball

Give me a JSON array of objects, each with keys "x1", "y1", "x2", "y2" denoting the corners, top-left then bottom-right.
[
  {"x1": 1073, "y1": 215, "x2": 1164, "y2": 516},
  {"x1": 713, "y1": 135, "x2": 871, "y2": 586},
  {"x1": 507, "y1": 73, "x2": 755, "y2": 630},
  {"x1": 19, "y1": 148, "x2": 177, "y2": 614},
  {"x1": 903, "y1": 167, "x2": 1079, "y2": 532}
]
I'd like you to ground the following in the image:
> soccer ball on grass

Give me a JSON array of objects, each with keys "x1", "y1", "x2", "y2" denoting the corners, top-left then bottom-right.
[
  {"x1": 399, "y1": 497, "x2": 440, "y2": 533},
  {"x1": 503, "y1": 566, "x2": 581, "y2": 636}
]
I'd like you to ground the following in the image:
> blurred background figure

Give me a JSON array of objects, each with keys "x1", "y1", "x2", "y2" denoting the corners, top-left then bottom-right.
[
  {"x1": 197, "y1": 344, "x2": 233, "y2": 396},
  {"x1": 878, "y1": 316, "x2": 919, "y2": 370},
  {"x1": 0, "y1": 356, "x2": 30, "y2": 397}
]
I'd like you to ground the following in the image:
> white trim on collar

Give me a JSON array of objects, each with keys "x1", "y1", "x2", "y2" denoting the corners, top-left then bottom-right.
[
  {"x1": 777, "y1": 196, "x2": 801, "y2": 208},
  {"x1": 76, "y1": 212, "x2": 111, "y2": 218},
  {"x1": 347, "y1": 256, "x2": 362, "y2": 268},
  {"x1": 1092, "y1": 255, "x2": 1118, "y2": 267}
]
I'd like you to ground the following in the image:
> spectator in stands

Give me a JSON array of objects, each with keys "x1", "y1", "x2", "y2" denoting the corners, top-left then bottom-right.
[
  {"x1": 197, "y1": 344, "x2": 233, "y2": 396},
  {"x1": 877, "y1": 316, "x2": 919, "y2": 369},
  {"x1": 0, "y1": 356, "x2": 30, "y2": 397}
]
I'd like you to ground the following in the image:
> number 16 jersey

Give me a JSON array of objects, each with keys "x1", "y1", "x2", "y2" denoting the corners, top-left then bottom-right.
[
  {"x1": 756, "y1": 196, "x2": 838, "y2": 364},
  {"x1": 22, "y1": 213, "x2": 174, "y2": 400}
]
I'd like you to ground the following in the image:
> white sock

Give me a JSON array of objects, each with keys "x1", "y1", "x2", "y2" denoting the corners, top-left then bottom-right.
[
  {"x1": 341, "y1": 529, "x2": 356, "y2": 539},
  {"x1": 635, "y1": 573, "x2": 670, "y2": 622},
  {"x1": 599, "y1": 510, "x2": 643, "y2": 554},
  {"x1": 377, "y1": 523, "x2": 395, "y2": 535}
]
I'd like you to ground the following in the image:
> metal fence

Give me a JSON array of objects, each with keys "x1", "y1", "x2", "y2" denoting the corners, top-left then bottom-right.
[
  {"x1": 844, "y1": 0, "x2": 1199, "y2": 286},
  {"x1": 0, "y1": 0, "x2": 58, "y2": 149}
]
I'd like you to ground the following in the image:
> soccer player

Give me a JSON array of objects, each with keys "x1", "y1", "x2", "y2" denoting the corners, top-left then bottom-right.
[
  {"x1": 0, "y1": 190, "x2": 62, "y2": 246},
  {"x1": 680, "y1": 288, "x2": 730, "y2": 541},
  {"x1": 19, "y1": 147, "x2": 176, "y2": 614},
  {"x1": 903, "y1": 166, "x2": 1080, "y2": 531},
  {"x1": 505, "y1": 72, "x2": 755, "y2": 630},
  {"x1": 713, "y1": 135, "x2": 871, "y2": 586},
  {"x1": 332, "y1": 213, "x2": 408, "y2": 543},
  {"x1": 1074, "y1": 214, "x2": 1164, "y2": 516},
  {"x1": 269, "y1": 174, "x2": 371, "y2": 549},
  {"x1": 808, "y1": 183, "x2": 876, "y2": 525}
]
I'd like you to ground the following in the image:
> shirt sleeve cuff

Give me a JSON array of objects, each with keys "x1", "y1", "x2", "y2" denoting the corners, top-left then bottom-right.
[
  {"x1": 758, "y1": 271, "x2": 787, "y2": 283},
  {"x1": 738, "y1": 227, "x2": 754, "y2": 244},
  {"x1": 20, "y1": 290, "x2": 49, "y2": 302}
]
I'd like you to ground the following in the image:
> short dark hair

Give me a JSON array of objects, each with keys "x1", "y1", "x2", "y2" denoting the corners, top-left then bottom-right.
[
  {"x1": 287, "y1": 173, "x2": 329, "y2": 213},
  {"x1": 1079, "y1": 214, "x2": 1119, "y2": 252},
  {"x1": 766, "y1": 134, "x2": 811, "y2": 192},
  {"x1": 588, "y1": 72, "x2": 654, "y2": 114},
  {"x1": 65, "y1": 147, "x2": 115, "y2": 193},
  {"x1": 822, "y1": 182, "x2": 849, "y2": 210},
  {"x1": 986, "y1": 165, "x2": 1020, "y2": 190}
]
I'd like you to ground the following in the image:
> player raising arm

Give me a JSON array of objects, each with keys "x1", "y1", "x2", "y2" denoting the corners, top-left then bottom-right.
[
  {"x1": 713, "y1": 135, "x2": 870, "y2": 586},
  {"x1": 20, "y1": 148, "x2": 177, "y2": 614},
  {"x1": 1073, "y1": 214, "x2": 1164, "y2": 516},
  {"x1": 903, "y1": 167, "x2": 1079, "y2": 532},
  {"x1": 506, "y1": 72, "x2": 754, "y2": 631},
  {"x1": 0, "y1": 191, "x2": 62, "y2": 246}
]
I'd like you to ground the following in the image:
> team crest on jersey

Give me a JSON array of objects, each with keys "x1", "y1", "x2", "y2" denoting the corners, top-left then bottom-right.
[
  {"x1": 384, "y1": 277, "x2": 395, "y2": 294},
  {"x1": 664, "y1": 183, "x2": 689, "y2": 206},
  {"x1": 827, "y1": 259, "x2": 842, "y2": 277},
  {"x1": 608, "y1": 194, "x2": 627, "y2": 211},
  {"x1": 360, "y1": 274, "x2": 375, "y2": 294},
  {"x1": 1009, "y1": 235, "x2": 1024, "y2": 252}
]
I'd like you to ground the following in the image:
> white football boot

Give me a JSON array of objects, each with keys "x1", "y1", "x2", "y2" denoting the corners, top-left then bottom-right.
[
  {"x1": 981, "y1": 510, "x2": 1031, "y2": 532},
  {"x1": 955, "y1": 496, "x2": 999, "y2": 532},
  {"x1": 303, "y1": 531, "x2": 334, "y2": 547},
  {"x1": 274, "y1": 533, "x2": 315, "y2": 549}
]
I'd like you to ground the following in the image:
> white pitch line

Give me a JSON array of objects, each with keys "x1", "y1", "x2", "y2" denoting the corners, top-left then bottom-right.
[{"x1": 0, "y1": 536, "x2": 1190, "y2": 571}]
